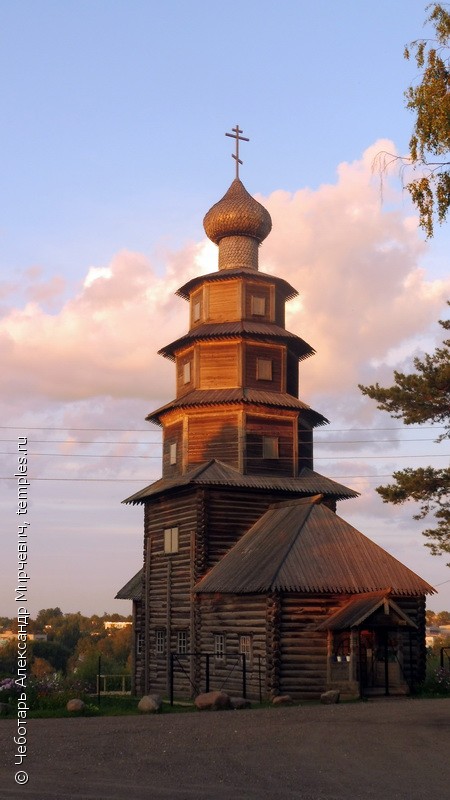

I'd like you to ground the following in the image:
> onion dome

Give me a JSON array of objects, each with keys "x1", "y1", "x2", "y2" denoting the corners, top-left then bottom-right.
[{"x1": 203, "y1": 178, "x2": 272, "y2": 245}]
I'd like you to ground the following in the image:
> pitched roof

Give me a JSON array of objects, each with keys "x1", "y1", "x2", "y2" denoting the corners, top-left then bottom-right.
[
  {"x1": 147, "y1": 388, "x2": 328, "y2": 427},
  {"x1": 115, "y1": 569, "x2": 143, "y2": 600},
  {"x1": 193, "y1": 497, "x2": 435, "y2": 597},
  {"x1": 158, "y1": 321, "x2": 315, "y2": 362},
  {"x1": 122, "y1": 460, "x2": 358, "y2": 505},
  {"x1": 315, "y1": 591, "x2": 418, "y2": 630}
]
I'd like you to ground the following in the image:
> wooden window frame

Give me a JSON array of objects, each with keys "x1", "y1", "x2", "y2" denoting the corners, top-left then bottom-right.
[
  {"x1": 164, "y1": 527, "x2": 179, "y2": 554},
  {"x1": 256, "y1": 358, "x2": 273, "y2": 381},
  {"x1": 239, "y1": 634, "x2": 253, "y2": 666},
  {"x1": 214, "y1": 633, "x2": 225, "y2": 661},
  {"x1": 193, "y1": 300, "x2": 201, "y2": 322},
  {"x1": 155, "y1": 629, "x2": 166, "y2": 655},
  {"x1": 183, "y1": 361, "x2": 191, "y2": 384},
  {"x1": 169, "y1": 442, "x2": 177, "y2": 465},
  {"x1": 177, "y1": 630, "x2": 188, "y2": 655},
  {"x1": 136, "y1": 632, "x2": 144, "y2": 656},
  {"x1": 251, "y1": 295, "x2": 266, "y2": 316},
  {"x1": 262, "y1": 436, "x2": 279, "y2": 459}
]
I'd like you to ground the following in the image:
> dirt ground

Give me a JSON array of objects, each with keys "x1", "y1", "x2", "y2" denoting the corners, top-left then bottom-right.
[{"x1": 1, "y1": 697, "x2": 449, "y2": 800}]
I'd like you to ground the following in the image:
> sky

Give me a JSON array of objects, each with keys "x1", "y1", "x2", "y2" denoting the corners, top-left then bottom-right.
[{"x1": 1, "y1": 0, "x2": 449, "y2": 619}]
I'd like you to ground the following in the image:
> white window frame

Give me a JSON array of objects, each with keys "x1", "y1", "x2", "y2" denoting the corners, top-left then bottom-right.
[
  {"x1": 164, "y1": 527, "x2": 179, "y2": 554},
  {"x1": 177, "y1": 630, "x2": 188, "y2": 655},
  {"x1": 251, "y1": 295, "x2": 266, "y2": 316},
  {"x1": 155, "y1": 629, "x2": 166, "y2": 655},
  {"x1": 263, "y1": 436, "x2": 279, "y2": 459},
  {"x1": 214, "y1": 633, "x2": 225, "y2": 661},
  {"x1": 169, "y1": 442, "x2": 177, "y2": 465},
  {"x1": 256, "y1": 358, "x2": 273, "y2": 381}
]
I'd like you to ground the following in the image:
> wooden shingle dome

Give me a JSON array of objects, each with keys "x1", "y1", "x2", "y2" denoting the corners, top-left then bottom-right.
[{"x1": 203, "y1": 178, "x2": 272, "y2": 245}]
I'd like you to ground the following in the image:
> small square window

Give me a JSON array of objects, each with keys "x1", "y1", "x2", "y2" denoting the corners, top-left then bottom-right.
[
  {"x1": 177, "y1": 630, "x2": 188, "y2": 655},
  {"x1": 193, "y1": 301, "x2": 201, "y2": 322},
  {"x1": 256, "y1": 358, "x2": 272, "y2": 381},
  {"x1": 169, "y1": 442, "x2": 177, "y2": 465},
  {"x1": 263, "y1": 436, "x2": 279, "y2": 459},
  {"x1": 164, "y1": 527, "x2": 179, "y2": 554},
  {"x1": 251, "y1": 296, "x2": 266, "y2": 316},
  {"x1": 214, "y1": 633, "x2": 225, "y2": 661},
  {"x1": 155, "y1": 629, "x2": 166, "y2": 655},
  {"x1": 183, "y1": 362, "x2": 191, "y2": 384}
]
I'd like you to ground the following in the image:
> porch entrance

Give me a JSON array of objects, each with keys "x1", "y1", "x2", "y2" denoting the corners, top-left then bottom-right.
[{"x1": 358, "y1": 628, "x2": 407, "y2": 696}]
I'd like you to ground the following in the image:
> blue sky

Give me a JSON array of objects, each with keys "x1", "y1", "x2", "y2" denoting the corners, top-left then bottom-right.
[{"x1": 1, "y1": 0, "x2": 449, "y2": 617}]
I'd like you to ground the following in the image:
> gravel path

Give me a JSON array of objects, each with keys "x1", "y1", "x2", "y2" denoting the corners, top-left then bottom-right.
[{"x1": 1, "y1": 698, "x2": 449, "y2": 800}]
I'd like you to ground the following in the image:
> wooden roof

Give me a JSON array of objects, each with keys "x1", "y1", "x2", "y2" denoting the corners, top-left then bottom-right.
[
  {"x1": 315, "y1": 591, "x2": 418, "y2": 630},
  {"x1": 122, "y1": 461, "x2": 358, "y2": 505},
  {"x1": 146, "y1": 388, "x2": 328, "y2": 427},
  {"x1": 194, "y1": 496, "x2": 435, "y2": 597},
  {"x1": 115, "y1": 569, "x2": 143, "y2": 600},
  {"x1": 176, "y1": 267, "x2": 298, "y2": 302},
  {"x1": 158, "y1": 321, "x2": 315, "y2": 362}
]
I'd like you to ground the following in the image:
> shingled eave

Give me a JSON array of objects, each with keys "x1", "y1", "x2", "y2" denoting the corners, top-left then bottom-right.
[
  {"x1": 122, "y1": 460, "x2": 357, "y2": 505},
  {"x1": 158, "y1": 321, "x2": 315, "y2": 362},
  {"x1": 115, "y1": 569, "x2": 143, "y2": 600},
  {"x1": 176, "y1": 268, "x2": 298, "y2": 302},
  {"x1": 146, "y1": 389, "x2": 329, "y2": 428}
]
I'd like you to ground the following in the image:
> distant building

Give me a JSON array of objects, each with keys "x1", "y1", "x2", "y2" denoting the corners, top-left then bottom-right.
[
  {"x1": 117, "y1": 144, "x2": 434, "y2": 701},
  {"x1": 103, "y1": 621, "x2": 132, "y2": 631}
]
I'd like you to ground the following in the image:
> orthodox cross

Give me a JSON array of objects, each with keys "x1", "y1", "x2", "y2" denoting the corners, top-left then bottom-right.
[{"x1": 225, "y1": 125, "x2": 249, "y2": 179}]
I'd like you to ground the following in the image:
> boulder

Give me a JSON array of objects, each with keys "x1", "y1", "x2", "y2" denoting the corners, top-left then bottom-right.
[
  {"x1": 230, "y1": 697, "x2": 251, "y2": 710},
  {"x1": 66, "y1": 698, "x2": 85, "y2": 713},
  {"x1": 320, "y1": 690, "x2": 340, "y2": 705},
  {"x1": 194, "y1": 691, "x2": 231, "y2": 711},
  {"x1": 138, "y1": 694, "x2": 162, "y2": 713},
  {"x1": 272, "y1": 694, "x2": 294, "y2": 706}
]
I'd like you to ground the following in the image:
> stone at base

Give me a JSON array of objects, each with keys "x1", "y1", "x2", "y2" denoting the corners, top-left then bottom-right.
[
  {"x1": 0, "y1": 702, "x2": 12, "y2": 715},
  {"x1": 194, "y1": 691, "x2": 231, "y2": 711},
  {"x1": 320, "y1": 690, "x2": 340, "y2": 704},
  {"x1": 66, "y1": 698, "x2": 85, "y2": 713},
  {"x1": 272, "y1": 695, "x2": 294, "y2": 706},
  {"x1": 138, "y1": 695, "x2": 162, "y2": 713},
  {"x1": 230, "y1": 697, "x2": 251, "y2": 709}
]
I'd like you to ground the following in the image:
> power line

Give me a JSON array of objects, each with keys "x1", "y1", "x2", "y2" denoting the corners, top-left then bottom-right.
[
  {"x1": 0, "y1": 451, "x2": 447, "y2": 460},
  {"x1": 0, "y1": 425, "x2": 446, "y2": 433}
]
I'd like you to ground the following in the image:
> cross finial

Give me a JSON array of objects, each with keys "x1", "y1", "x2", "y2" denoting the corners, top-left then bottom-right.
[{"x1": 225, "y1": 124, "x2": 249, "y2": 179}]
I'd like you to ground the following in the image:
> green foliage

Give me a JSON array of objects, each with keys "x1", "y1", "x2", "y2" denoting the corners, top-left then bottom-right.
[
  {"x1": 359, "y1": 309, "x2": 450, "y2": 560},
  {"x1": 403, "y1": 3, "x2": 450, "y2": 237},
  {"x1": 32, "y1": 641, "x2": 71, "y2": 673}
]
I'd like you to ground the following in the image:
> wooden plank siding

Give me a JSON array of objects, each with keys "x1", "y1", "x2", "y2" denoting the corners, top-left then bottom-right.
[
  {"x1": 176, "y1": 347, "x2": 195, "y2": 397},
  {"x1": 298, "y1": 423, "x2": 314, "y2": 471},
  {"x1": 207, "y1": 280, "x2": 241, "y2": 322},
  {"x1": 243, "y1": 281, "x2": 273, "y2": 323},
  {"x1": 198, "y1": 341, "x2": 240, "y2": 389},
  {"x1": 246, "y1": 413, "x2": 294, "y2": 476},
  {"x1": 187, "y1": 411, "x2": 240, "y2": 468},
  {"x1": 244, "y1": 342, "x2": 285, "y2": 393},
  {"x1": 162, "y1": 421, "x2": 183, "y2": 477}
]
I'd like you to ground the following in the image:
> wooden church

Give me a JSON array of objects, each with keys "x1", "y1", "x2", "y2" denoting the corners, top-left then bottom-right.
[{"x1": 117, "y1": 130, "x2": 434, "y2": 701}]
